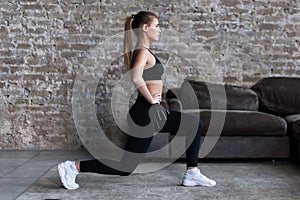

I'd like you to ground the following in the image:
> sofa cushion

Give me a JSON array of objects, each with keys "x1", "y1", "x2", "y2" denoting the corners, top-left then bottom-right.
[
  {"x1": 180, "y1": 80, "x2": 259, "y2": 111},
  {"x1": 251, "y1": 77, "x2": 300, "y2": 115},
  {"x1": 184, "y1": 110, "x2": 287, "y2": 136}
]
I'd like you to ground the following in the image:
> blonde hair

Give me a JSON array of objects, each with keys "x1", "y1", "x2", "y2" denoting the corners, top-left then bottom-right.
[{"x1": 123, "y1": 11, "x2": 158, "y2": 71}]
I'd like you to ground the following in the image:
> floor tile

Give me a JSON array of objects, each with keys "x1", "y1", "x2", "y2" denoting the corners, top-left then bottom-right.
[
  {"x1": 0, "y1": 192, "x2": 21, "y2": 200},
  {"x1": 5, "y1": 166, "x2": 49, "y2": 178},
  {"x1": 0, "y1": 177, "x2": 37, "y2": 193},
  {"x1": 0, "y1": 166, "x2": 16, "y2": 177},
  {"x1": 0, "y1": 151, "x2": 39, "y2": 158},
  {"x1": 0, "y1": 158, "x2": 29, "y2": 168}
]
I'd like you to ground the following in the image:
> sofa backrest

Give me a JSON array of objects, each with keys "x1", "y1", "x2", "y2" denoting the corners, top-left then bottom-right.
[
  {"x1": 251, "y1": 77, "x2": 300, "y2": 116},
  {"x1": 179, "y1": 79, "x2": 259, "y2": 111}
]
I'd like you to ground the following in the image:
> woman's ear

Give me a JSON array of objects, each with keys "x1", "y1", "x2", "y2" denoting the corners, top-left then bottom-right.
[{"x1": 141, "y1": 24, "x2": 149, "y2": 32}]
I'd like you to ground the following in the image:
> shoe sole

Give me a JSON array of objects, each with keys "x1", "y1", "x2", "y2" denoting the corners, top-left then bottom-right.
[
  {"x1": 182, "y1": 180, "x2": 216, "y2": 187},
  {"x1": 58, "y1": 163, "x2": 79, "y2": 190}
]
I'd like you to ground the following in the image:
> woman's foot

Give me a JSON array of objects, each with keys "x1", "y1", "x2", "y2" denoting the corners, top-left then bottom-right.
[
  {"x1": 182, "y1": 168, "x2": 216, "y2": 187},
  {"x1": 58, "y1": 161, "x2": 80, "y2": 190}
]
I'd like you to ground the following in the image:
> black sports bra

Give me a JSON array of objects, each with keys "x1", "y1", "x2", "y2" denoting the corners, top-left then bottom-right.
[{"x1": 141, "y1": 47, "x2": 164, "y2": 81}]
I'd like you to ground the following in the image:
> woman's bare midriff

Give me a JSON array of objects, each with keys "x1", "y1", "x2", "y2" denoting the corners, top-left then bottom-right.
[{"x1": 145, "y1": 80, "x2": 163, "y2": 96}]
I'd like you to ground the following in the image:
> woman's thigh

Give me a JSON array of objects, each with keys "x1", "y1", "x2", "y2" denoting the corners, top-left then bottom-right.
[
  {"x1": 159, "y1": 110, "x2": 200, "y2": 136},
  {"x1": 159, "y1": 110, "x2": 181, "y2": 133}
]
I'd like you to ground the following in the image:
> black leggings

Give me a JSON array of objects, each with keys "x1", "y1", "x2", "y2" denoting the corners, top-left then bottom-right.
[{"x1": 80, "y1": 96, "x2": 202, "y2": 175}]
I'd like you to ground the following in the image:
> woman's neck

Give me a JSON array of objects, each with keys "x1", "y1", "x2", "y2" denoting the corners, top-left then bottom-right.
[
  {"x1": 136, "y1": 38, "x2": 150, "y2": 49},
  {"x1": 136, "y1": 44, "x2": 150, "y2": 50}
]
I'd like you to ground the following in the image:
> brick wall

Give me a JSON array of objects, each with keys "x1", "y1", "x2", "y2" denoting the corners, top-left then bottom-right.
[{"x1": 0, "y1": 0, "x2": 299, "y2": 149}]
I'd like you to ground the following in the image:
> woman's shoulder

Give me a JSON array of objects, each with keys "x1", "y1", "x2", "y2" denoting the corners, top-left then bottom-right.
[{"x1": 132, "y1": 48, "x2": 149, "y2": 60}]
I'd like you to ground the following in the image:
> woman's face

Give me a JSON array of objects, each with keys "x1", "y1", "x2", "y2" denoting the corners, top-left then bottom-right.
[{"x1": 146, "y1": 17, "x2": 161, "y2": 42}]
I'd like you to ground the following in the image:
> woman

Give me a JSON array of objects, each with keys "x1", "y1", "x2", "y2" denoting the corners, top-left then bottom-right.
[{"x1": 58, "y1": 11, "x2": 216, "y2": 190}]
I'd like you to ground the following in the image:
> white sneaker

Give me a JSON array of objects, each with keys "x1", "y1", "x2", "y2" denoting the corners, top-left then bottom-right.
[
  {"x1": 182, "y1": 168, "x2": 216, "y2": 187},
  {"x1": 58, "y1": 161, "x2": 79, "y2": 190}
]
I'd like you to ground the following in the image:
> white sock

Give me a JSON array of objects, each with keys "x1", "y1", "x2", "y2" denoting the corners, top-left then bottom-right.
[
  {"x1": 187, "y1": 167, "x2": 198, "y2": 174},
  {"x1": 70, "y1": 162, "x2": 79, "y2": 174}
]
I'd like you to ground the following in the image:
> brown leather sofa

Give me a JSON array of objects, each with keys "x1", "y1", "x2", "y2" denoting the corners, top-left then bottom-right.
[{"x1": 152, "y1": 77, "x2": 300, "y2": 160}]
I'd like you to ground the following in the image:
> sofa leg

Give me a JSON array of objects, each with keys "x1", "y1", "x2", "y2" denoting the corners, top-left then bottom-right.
[{"x1": 272, "y1": 159, "x2": 276, "y2": 165}]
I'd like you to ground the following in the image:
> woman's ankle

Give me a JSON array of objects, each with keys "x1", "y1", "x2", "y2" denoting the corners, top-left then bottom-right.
[
  {"x1": 75, "y1": 162, "x2": 80, "y2": 173},
  {"x1": 187, "y1": 166, "x2": 197, "y2": 170}
]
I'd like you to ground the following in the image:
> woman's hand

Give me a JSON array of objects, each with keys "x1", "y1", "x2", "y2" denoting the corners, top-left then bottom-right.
[{"x1": 151, "y1": 93, "x2": 162, "y2": 104}]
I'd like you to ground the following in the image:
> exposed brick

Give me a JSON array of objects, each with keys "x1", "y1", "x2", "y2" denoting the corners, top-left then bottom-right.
[
  {"x1": 63, "y1": 20, "x2": 79, "y2": 28},
  {"x1": 29, "y1": 90, "x2": 52, "y2": 97},
  {"x1": 32, "y1": 66, "x2": 59, "y2": 73},
  {"x1": 259, "y1": 23, "x2": 280, "y2": 30},
  {"x1": 194, "y1": 30, "x2": 217, "y2": 38},
  {"x1": 0, "y1": 82, "x2": 6, "y2": 88},
  {"x1": 17, "y1": 43, "x2": 32, "y2": 49},
  {"x1": 270, "y1": 1, "x2": 288, "y2": 7},
  {"x1": 19, "y1": 0, "x2": 37, "y2": 3},
  {"x1": 287, "y1": 32, "x2": 298, "y2": 37},
  {"x1": 2, "y1": 58, "x2": 25, "y2": 65},
  {"x1": 23, "y1": 74, "x2": 46, "y2": 81},
  {"x1": 69, "y1": 0, "x2": 83, "y2": 3},
  {"x1": 23, "y1": 4, "x2": 43, "y2": 10},
  {"x1": 83, "y1": 0, "x2": 97, "y2": 4},
  {"x1": 40, "y1": 0, "x2": 59, "y2": 3},
  {"x1": 61, "y1": 51, "x2": 78, "y2": 58},
  {"x1": 0, "y1": 67, "x2": 9, "y2": 73},
  {"x1": 15, "y1": 98, "x2": 29, "y2": 105},
  {"x1": 70, "y1": 44, "x2": 91, "y2": 51},
  {"x1": 27, "y1": 28, "x2": 47, "y2": 35},
  {"x1": 0, "y1": 49, "x2": 12, "y2": 57},
  {"x1": 256, "y1": 8, "x2": 274, "y2": 15},
  {"x1": 0, "y1": 0, "x2": 299, "y2": 150}
]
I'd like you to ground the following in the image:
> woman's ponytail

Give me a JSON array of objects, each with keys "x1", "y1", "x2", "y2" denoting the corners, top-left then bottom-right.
[{"x1": 124, "y1": 16, "x2": 133, "y2": 71}]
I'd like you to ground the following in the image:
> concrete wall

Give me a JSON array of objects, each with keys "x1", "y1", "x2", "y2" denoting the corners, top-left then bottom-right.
[{"x1": 0, "y1": 0, "x2": 299, "y2": 149}]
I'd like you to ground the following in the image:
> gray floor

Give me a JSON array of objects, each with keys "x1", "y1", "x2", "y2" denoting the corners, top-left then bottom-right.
[
  {"x1": 0, "y1": 149, "x2": 93, "y2": 200},
  {"x1": 1, "y1": 150, "x2": 300, "y2": 200}
]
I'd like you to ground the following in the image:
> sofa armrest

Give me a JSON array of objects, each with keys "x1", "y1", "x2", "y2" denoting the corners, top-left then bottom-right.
[
  {"x1": 251, "y1": 77, "x2": 300, "y2": 115},
  {"x1": 285, "y1": 114, "x2": 300, "y2": 139},
  {"x1": 167, "y1": 98, "x2": 182, "y2": 112}
]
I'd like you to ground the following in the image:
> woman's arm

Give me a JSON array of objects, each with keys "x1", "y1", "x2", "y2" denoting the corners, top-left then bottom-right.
[{"x1": 131, "y1": 49, "x2": 161, "y2": 104}]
